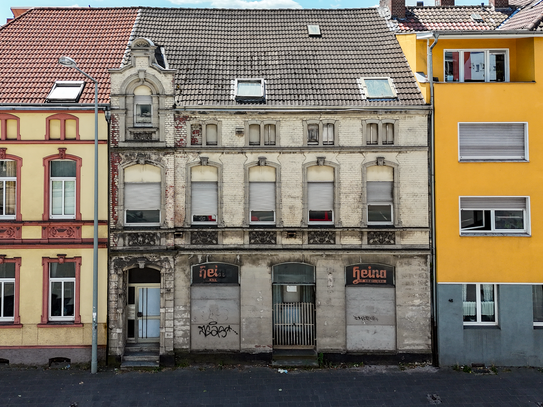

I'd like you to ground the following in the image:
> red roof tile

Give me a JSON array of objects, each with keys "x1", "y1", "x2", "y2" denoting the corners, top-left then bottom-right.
[{"x1": 0, "y1": 7, "x2": 139, "y2": 104}]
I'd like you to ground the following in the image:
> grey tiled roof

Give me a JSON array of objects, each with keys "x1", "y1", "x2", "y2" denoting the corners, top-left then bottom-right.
[
  {"x1": 395, "y1": 6, "x2": 514, "y2": 32},
  {"x1": 134, "y1": 8, "x2": 425, "y2": 107},
  {"x1": 500, "y1": 0, "x2": 543, "y2": 29}
]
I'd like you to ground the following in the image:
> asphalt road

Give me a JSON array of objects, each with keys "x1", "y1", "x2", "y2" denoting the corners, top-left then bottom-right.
[{"x1": 1, "y1": 364, "x2": 542, "y2": 406}]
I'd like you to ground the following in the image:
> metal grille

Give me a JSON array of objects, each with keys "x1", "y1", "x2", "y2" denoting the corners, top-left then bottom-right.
[{"x1": 273, "y1": 302, "x2": 315, "y2": 346}]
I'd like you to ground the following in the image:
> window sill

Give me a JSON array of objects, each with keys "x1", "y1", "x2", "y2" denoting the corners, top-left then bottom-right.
[
  {"x1": 463, "y1": 325, "x2": 500, "y2": 330},
  {"x1": 38, "y1": 323, "x2": 83, "y2": 328},
  {"x1": 533, "y1": 325, "x2": 543, "y2": 330},
  {"x1": 0, "y1": 323, "x2": 22, "y2": 329},
  {"x1": 460, "y1": 232, "x2": 530, "y2": 237},
  {"x1": 459, "y1": 159, "x2": 528, "y2": 163}
]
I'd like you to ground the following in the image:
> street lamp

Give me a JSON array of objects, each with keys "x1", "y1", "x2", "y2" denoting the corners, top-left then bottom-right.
[{"x1": 59, "y1": 56, "x2": 99, "y2": 374}]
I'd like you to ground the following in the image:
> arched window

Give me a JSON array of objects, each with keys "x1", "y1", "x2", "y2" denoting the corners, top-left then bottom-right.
[
  {"x1": 134, "y1": 85, "x2": 153, "y2": 127},
  {"x1": 124, "y1": 164, "x2": 161, "y2": 225}
]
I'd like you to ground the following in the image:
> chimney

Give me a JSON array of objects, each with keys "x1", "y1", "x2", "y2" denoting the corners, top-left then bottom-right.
[
  {"x1": 435, "y1": 0, "x2": 455, "y2": 6},
  {"x1": 489, "y1": 0, "x2": 509, "y2": 8},
  {"x1": 380, "y1": 0, "x2": 406, "y2": 19}
]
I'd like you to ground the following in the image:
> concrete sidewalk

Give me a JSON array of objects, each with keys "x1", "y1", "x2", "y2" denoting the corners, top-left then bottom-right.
[{"x1": 0, "y1": 364, "x2": 542, "y2": 406}]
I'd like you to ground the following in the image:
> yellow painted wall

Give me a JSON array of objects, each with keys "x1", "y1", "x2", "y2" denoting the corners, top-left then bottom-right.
[
  {"x1": 0, "y1": 109, "x2": 109, "y2": 349},
  {"x1": 0, "y1": 248, "x2": 108, "y2": 347},
  {"x1": 432, "y1": 38, "x2": 543, "y2": 283}
]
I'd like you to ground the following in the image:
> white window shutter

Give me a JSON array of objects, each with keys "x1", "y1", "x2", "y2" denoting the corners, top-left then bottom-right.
[
  {"x1": 250, "y1": 182, "x2": 275, "y2": 212},
  {"x1": 367, "y1": 181, "x2": 393, "y2": 203},
  {"x1": 459, "y1": 123, "x2": 525, "y2": 160},
  {"x1": 125, "y1": 183, "x2": 160, "y2": 210},
  {"x1": 192, "y1": 182, "x2": 218, "y2": 216},
  {"x1": 308, "y1": 182, "x2": 333, "y2": 211}
]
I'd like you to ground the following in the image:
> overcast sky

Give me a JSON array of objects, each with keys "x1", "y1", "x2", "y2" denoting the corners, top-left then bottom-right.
[{"x1": 0, "y1": 0, "x2": 479, "y2": 32}]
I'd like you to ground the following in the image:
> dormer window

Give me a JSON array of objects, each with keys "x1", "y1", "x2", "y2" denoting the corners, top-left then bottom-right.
[
  {"x1": 235, "y1": 79, "x2": 265, "y2": 102},
  {"x1": 134, "y1": 85, "x2": 153, "y2": 126},
  {"x1": 46, "y1": 81, "x2": 85, "y2": 103},
  {"x1": 358, "y1": 78, "x2": 397, "y2": 100}
]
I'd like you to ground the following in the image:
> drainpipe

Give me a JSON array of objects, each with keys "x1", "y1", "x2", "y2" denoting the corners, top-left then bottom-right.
[{"x1": 427, "y1": 32, "x2": 439, "y2": 366}]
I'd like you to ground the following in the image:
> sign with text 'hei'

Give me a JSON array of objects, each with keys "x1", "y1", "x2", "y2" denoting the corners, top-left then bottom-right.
[
  {"x1": 191, "y1": 263, "x2": 239, "y2": 284},
  {"x1": 345, "y1": 263, "x2": 394, "y2": 286}
]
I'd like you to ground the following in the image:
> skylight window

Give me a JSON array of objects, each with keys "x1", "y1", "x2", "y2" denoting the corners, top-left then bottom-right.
[
  {"x1": 235, "y1": 79, "x2": 265, "y2": 102},
  {"x1": 46, "y1": 81, "x2": 85, "y2": 103},
  {"x1": 358, "y1": 78, "x2": 398, "y2": 100},
  {"x1": 307, "y1": 25, "x2": 321, "y2": 36}
]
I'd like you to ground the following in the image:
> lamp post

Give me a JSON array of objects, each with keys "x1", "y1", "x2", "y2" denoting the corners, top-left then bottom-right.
[{"x1": 59, "y1": 56, "x2": 99, "y2": 374}]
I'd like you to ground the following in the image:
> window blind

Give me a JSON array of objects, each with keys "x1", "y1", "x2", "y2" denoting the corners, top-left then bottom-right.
[
  {"x1": 192, "y1": 182, "x2": 217, "y2": 216},
  {"x1": 250, "y1": 182, "x2": 275, "y2": 212},
  {"x1": 459, "y1": 123, "x2": 526, "y2": 160},
  {"x1": 460, "y1": 197, "x2": 526, "y2": 210},
  {"x1": 367, "y1": 181, "x2": 393, "y2": 203},
  {"x1": 308, "y1": 182, "x2": 333, "y2": 211},
  {"x1": 125, "y1": 183, "x2": 160, "y2": 210}
]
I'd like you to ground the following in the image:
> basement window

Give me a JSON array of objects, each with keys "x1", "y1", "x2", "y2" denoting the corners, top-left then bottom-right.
[
  {"x1": 235, "y1": 79, "x2": 265, "y2": 102},
  {"x1": 46, "y1": 81, "x2": 85, "y2": 103},
  {"x1": 358, "y1": 78, "x2": 397, "y2": 100}
]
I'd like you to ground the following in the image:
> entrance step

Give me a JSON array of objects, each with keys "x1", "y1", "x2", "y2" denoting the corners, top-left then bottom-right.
[
  {"x1": 121, "y1": 343, "x2": 160, "y2": 370},
  {"x1": 272, "y1": 349, "x2": 318, "y2": 367}
]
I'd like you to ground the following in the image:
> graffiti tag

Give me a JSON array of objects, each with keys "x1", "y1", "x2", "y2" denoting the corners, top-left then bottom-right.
[
  {"x1": 198, "y1": 321, "x2": 238, "y2": 338},
  {"x1": 354, "y1": 315, "x2": 378, "y2": 322}
]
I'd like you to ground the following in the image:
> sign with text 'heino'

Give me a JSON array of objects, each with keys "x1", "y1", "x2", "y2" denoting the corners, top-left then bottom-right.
[
  {"x1": 345, "y1": 263, "x2": 394, "y2": 286},
  {"x1": 191, "y1": 263, "x2": 239, "y2": 284}
]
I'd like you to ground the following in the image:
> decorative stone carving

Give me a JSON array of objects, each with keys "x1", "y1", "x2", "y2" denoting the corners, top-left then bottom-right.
[
  {"x1": 127, "y1": 233, "x2": 159, "y2": 246},
  {"x1": 46, "y1": 226, "x2": 80, "y2": 239},
  {"x1": 258, "y1": 156, "x2": 267, "y2": 166},
  {"x1": 132, "y1": 132, "x2": 154, "y2": 141},
  {"x1": 367, "y1": 231, "x2": 395, "y2": 245},
  {"x1": 0, "y1": 226, "x2": 19, "y2": 239},
  {"x1": 191, "y1": 231, "x2": 218, "y2": 245},
  {"x1": 249, "y1": 231, "x2": 276, "y2": 245},
  {"x1": 308, "y1": 230, "x2": 336, "y2": 244},
  {"x1": 317, "y1": 156, "x2": 326, "y2": 166}
]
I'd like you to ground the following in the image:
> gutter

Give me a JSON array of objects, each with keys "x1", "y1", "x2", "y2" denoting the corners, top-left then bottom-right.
[
  {"x1": 175, "y1": 105, "x2": 431, "y2": 113},
  {"x1": 427, "y1": 32, "x2": 439, "y2": 367},
  {"x1": 0, "y1": 103, "x2": 110, "y2": 111}
]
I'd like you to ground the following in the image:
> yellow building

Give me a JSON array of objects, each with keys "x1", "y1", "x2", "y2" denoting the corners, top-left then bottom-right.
[
  {"x1": 395, "y1": 26, "x2": 543, "y2": 365},
  {"x1": 0, "y1": 7, "x2": 137, "y2": 365}
]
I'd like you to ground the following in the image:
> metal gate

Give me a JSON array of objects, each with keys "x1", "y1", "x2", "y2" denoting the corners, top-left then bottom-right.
[{"x1": 273, "y1": 302, "x2": 315, "y2": 347}]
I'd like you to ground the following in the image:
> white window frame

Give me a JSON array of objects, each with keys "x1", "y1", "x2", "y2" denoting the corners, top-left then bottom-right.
[
  {"x1": 0, "y1": 275, "x2": 15, "y2": 322},
  {"x1": 50, "y1": 160, "x2": 76, "y2": 220},
  {"x1": 134, "y1": 95, "x2": 153, "y2": 127},
  {"x1": 46, "y1": 81, "x2": 85, "y2": 103},
  {"x1": 463, "y1": 283, "x2": 498, "y2": 326},
  {"x1": 235, "y1": 78, "x2": 265, "y2": 101},
  {"x1": 533, "y1": 285, "x2": 543, "y2": 327},
  {"x1": 49, "y1": 264, "x2": 76, "y2": 322},
  {"x1": 444, "y1": 49, "x2": 509, "y2": 83},
  {"x1": 0, "y1": 160, "x2": 16, "y2": 220},
  {"x1": 358, "y1": 77, "x2": 398, "y2": 99},
  {"x1": 459, "y1": 196, "x2": 529, "y2": 235},
  {"x1": 458, "y1": 122, "x2": 528, "y2": 162}
]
